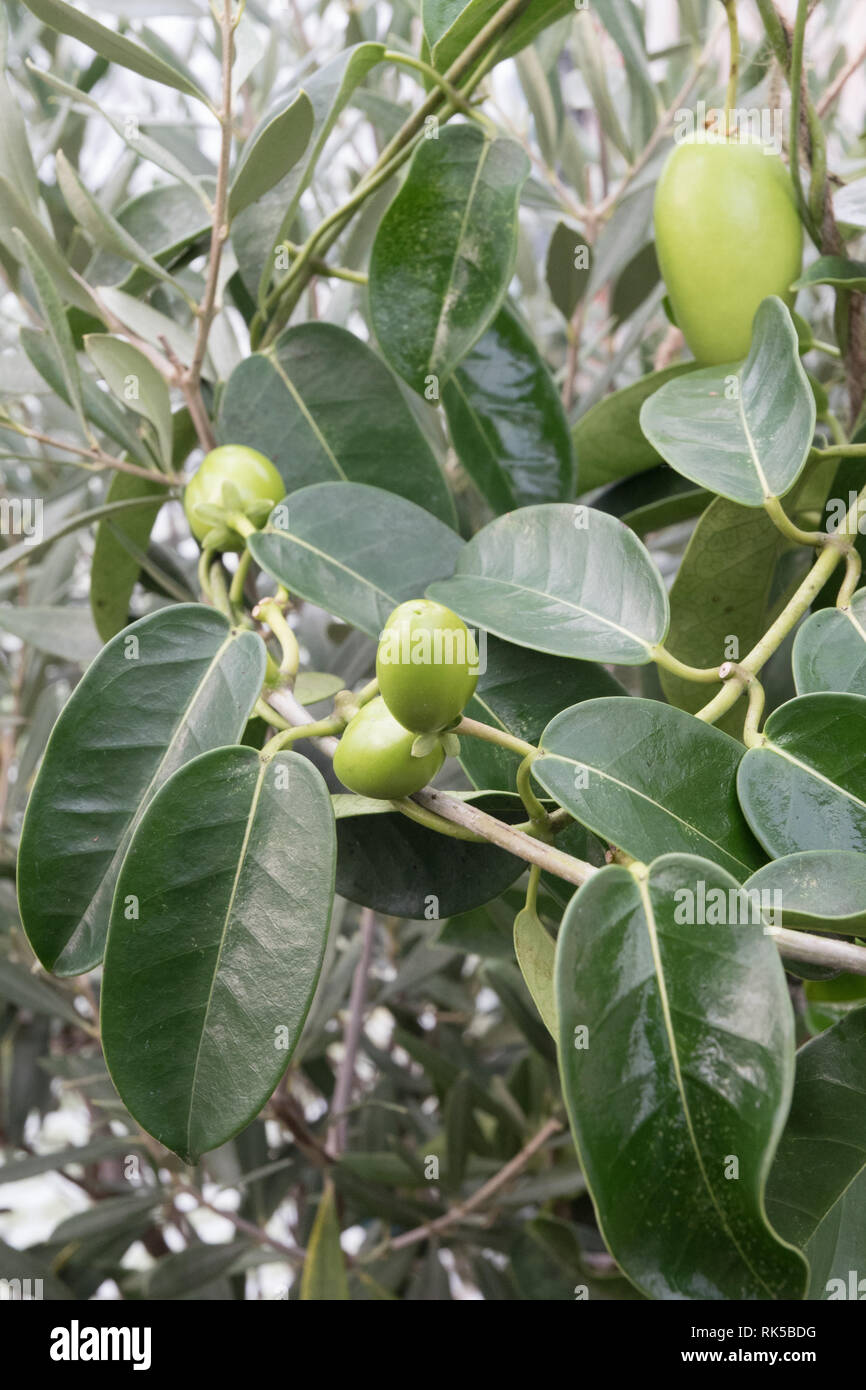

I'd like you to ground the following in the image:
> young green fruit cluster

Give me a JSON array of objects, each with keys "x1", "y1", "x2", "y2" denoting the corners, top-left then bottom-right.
[
  {"x1": 183, "y1": 444, "x2": 284, "y2": 551},
  {"x1": 334, "y1": 600, "x2": 479, "y2": 799},
  {"x1": 333, "y1": 696, "x2": 445, "y2": 799},
  {"x1": 376, "y1": 599, "x2": 479, "y2": 734},
  {"x1": 653, "y1": 136, "x2": 803, "y2": 364}
]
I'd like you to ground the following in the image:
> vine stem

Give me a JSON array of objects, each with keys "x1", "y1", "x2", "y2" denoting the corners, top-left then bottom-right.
[
  {"x1": 837, "y1": 548, "x2": 863, "y2": 608},
  {"x1": 696, "y1": 481, "x2": 866, "y2": 724},
  {"x1": 763, "y1": 494, "x2": 824, "y2": 548},
  {"x1": 516, "y1": 752, "x2": 549, "y2": 828},
  {"x1": 455, "y1": 715, "x2": 536, "y2": 758},
  {"x1": 253, "y1": 597, "x2": 300, "y2": 679},
  {"x1": 383, "y1": 49, "x2": 484, "y2": 121},
  {"x1": 265, "y1": 683, "x2": 866, "y2": 977},
  {"x1": 275, "y1": 242, "x2": 368, "y2": 284},
  {"x1": 650, "y1": 645, "x2": 722, "y2": 683}
]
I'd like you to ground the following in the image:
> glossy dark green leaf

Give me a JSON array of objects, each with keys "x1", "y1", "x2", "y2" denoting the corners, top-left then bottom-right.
[
  {"x1": 423, "y1": 0, "x2": 574, "y2": 72},
  {"x1": 460, "y1": 633, "x2": 625, "y2": 792},
  {"x1": 556, "y1": 854, "x2": 807, "y2": 1300},
  {"x1": 660, "y1": 497, "x2": 787, "y2": 728},
  {"x1": 573, "y1": 364, "x2": 698, "y2": 494},
  {"x1": 803, "y1": 973, "x2": 866, "y2": 1034},
  {"x1": 17, "y1": 605, "x2": 265, "y2": 975},
  {"x1": 249, "y1": 482, "x2": 463, "y2": 638},
  {"x1": 744, "y1": 851, "x2": 866, "y2": 935},
  {"x1": 793, "y1": 588, "x2": 866, "y2": 695},
  {"x1": 228, "y1": 91, "x2": 314, "y2": 219},
  {"x1": 429, "y1": 504, "x2": 668, "y2": 663},
  {"x1": 335, "y1": 792, "x2": 526, "y2": 917},
  {"x1": 545, "y1": 221, "x2": 591, "y2": 321},
  {"x1": 20, "y1": 0, "x2": 207, "y2": 100},
  {"x1": 369, "y1": 124, "x2": 529, "y2": 393},
  {"x1": 90, "y1": 473, "x2": 164, "y2": 642},
  {"x1": 640, "y1": 298, "x2": 815, "y2": 506},
  {"x1": 737, "y1": 693, "x2": 866, "y2": 856},
  {"x1": 102, "y1": 747, "x2": 335, "y2": 1162},
  {"x1": 792, "y1": 255, "x2": 866, "y2": 292},
  {"x1": 766, "y1": 1008, "x2": 866, "y2": 1298},
  {"x1": 435, "y1": 899, "x2": 515, "y2": 957},
  {"x1": 218, "y1": 323, "x2": 454, "y2": 523},
  {"x1": 232, "y1": 44, "x2": 385, "y2": 301},
  {"x1": 593, "y1": 466, "x2": 709, "y2": 538},
  {"x1": 534, "y1": 698, "x2": 764, "y2": 878},
  {"x1": 300, "y1": 1183, "x2": 349, "y2": 1300},
  {"x1": 443, "y1": 303, "x2": 575, "y2": 511}
]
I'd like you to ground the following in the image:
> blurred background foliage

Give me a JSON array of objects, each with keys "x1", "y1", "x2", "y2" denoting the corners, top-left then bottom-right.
[{"x1": 0, "y1": 0, "x2": 864, "y2": 1299}]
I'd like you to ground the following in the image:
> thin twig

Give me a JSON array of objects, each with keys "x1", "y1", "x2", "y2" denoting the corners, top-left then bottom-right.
[
  {"x1": 327, "y1": 906, "x2": 377, "y2": 1157},
  {"x1": 816, "y1": 36, "x2": 866, "y2": 116},
  {"x1": 175, "y1": 1177, "x2": 304, "y2": 1263},
  {"x1": 266, "y1": 686, "x2": 866, "y2": 978},
  {"x1": 592, "y1": 14, "x2": 727, "y2": 220},
  {"x1": 384, "y1": 1117, "x2": 563, "y2": 1252},
  {"x1": 181, "y1": 0, "x2": 237, "y2": 449},
  {"x1": 1, "y1": 421, "x2": 182, "y2": 485}
]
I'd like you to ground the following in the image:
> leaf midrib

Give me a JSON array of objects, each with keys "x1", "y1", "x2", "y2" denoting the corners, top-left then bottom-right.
[
  {"x1": 428, "y1": 135, "x2": 493, "y2": 377},
  {"x1": 62, "y1": 624, "x2": 251, "y2": 966},
  {"x1": 185, "y1": 756, "x2": 266, "y2": 1159},
  {"x1": 634, "y1": 871, "x2": 779, "y2": 1298},
  {"x1": 537, "y1": 751, "x2": 752, "y2": 874},
  {"x1": 443, "y1": 571, "x2": 657, "y2": 650}
]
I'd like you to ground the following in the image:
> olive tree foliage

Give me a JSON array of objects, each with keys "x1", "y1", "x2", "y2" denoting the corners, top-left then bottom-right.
[{"x1": 1, "y1": 0, "x2": 866, "y2": 1303}]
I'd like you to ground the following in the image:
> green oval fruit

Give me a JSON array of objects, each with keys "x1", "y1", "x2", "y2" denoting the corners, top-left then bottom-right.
[
  {"x1": 333, "y1": 697, "x2": 445, "y2": 799},
  {"x1": 183, "y1": 444, "x2": 284, "y2": 550},
  {"x1": 376, "y1": 599, "x2": 479, "y2": 734},
  {"x1": 654, "y1": 137, "x2": 803, "y2": 364}
]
